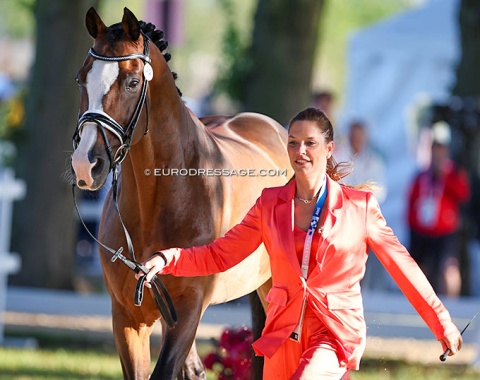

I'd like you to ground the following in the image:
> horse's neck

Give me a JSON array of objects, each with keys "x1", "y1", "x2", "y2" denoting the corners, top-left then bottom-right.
[
  {"x1": 118, "y1": 103, "x2": 220, "y2": 242},
  {"x1": 141, "y1": 48, "x2": 217, "y2": 170},
  {"x1": 146, "y1": 101, "x2": 213, "y2": 168}
]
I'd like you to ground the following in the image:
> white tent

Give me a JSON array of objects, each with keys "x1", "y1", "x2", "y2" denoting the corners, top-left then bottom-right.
[{"x1": 341, "y1": 0, "x2": 460, "y2": 245}]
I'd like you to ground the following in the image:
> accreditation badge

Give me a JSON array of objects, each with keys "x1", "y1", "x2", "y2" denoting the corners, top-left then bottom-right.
[
  {"x1": 290, "y1": 298, "x2": 307, "y2": 343},
  {"x1": 417, "y1": 195, "x2": 439, "y2": 227}
]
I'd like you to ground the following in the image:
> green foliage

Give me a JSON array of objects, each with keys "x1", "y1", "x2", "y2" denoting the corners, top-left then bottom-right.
[
  {"x1": 212, "y1": 0, "x2": 417, "y2": 105},
  {"x1": 97, "y1": 0, "x2": 145, "y2": 25},
  {"x1": 0, "y1": 89, "x2": 26, "y2": 138},
  {"x1": 0, "y1": 0, "x2": 143, "y2": 40},
  {"x1": 214, "y1": 0, "x2": 253, "y2": 102},
  {"x1": 0, "y1": 0, "x2": 35, "y2": 39},
  {"x1": 315, "y1": 0, "x2": 416, "y2": 96},
  {"x1": 0, "y1": 88, "x2": 27, "y2": 166}
]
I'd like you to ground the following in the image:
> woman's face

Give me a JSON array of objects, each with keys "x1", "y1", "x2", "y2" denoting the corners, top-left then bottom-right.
[{"x1": 287, "y1": 120, "x2": 334, "y2": 177}]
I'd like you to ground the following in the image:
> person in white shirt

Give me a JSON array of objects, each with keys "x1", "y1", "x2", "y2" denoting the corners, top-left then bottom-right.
[
  {"x1": 335, "y1": 120, "x2": 387, "y2": 203},
  {"x1": 335, "y1": 120, "x2": 388, "y2": 291}
]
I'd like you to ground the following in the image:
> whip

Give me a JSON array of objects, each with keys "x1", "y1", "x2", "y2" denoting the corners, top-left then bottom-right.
[{"x1": 440, "y1": 308, "x2": 479, "y2": 361}]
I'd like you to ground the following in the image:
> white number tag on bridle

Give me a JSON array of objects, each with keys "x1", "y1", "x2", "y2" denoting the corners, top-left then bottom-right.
[{"x1": 144, "y1": 62, "x2": 153, "y2": 81}]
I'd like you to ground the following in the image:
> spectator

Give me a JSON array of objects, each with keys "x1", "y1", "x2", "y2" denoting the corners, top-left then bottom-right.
[
  {"x1": 407, "y1": 121, "x2": 470, "y2": 297},
  {"x1": 335, "y1": 120, "x2": 388, "y2": 291},
  {"x1": 335, "y1": 120, "x2": 387, "y2": 203},
  {"x1": 311, "y1": 90, "x2": 335, "y2": 119}
]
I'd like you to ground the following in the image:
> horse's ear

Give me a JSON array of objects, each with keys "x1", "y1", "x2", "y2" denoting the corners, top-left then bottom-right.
[
  {"x1": 85, "y1": 7, "x2": 106, "y2": 39},
  {"x1": 122, "y1": 7, "x2": 140, "y2": 41}
]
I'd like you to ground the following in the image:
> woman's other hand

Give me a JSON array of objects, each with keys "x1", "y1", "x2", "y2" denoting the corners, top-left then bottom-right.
[{"x1": 439, "y1": 327, "x2": 462, "y2": 358}]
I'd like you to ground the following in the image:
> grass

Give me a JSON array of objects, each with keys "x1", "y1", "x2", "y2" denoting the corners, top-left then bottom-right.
[
  {"x1": 0, "y1": 333, "x2": 478, "y2": 379},
  {"x1": 0, "y1": 346, "x2": 219, "y2": 379},
  {"x1": 350, "y1": 359, "x2": 480, "y2": 380},
  {"x1": 0, "y1": 332, "x2": 217, "y2": 380},
  {"x1": 0, "y1": 347, "x2": 123, "y2": 380}
]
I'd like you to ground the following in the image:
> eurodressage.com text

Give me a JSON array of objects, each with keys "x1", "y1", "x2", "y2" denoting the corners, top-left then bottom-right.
[{"x1": 144, "y1": 168, "x2": 288, "y2": 177}]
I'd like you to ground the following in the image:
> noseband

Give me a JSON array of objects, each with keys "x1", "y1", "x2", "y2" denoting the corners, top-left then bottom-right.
[
  {"x1": 72, "y1": 32, "x2": 152, "y2": 167},
  {"x1": 71, "y1": 34, "x2": 178, "y2": 329}
]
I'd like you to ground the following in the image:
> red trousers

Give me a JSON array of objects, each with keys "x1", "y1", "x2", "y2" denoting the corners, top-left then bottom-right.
[{"x1": 263, "y1": 307, "x2": 347, "y2": 379}]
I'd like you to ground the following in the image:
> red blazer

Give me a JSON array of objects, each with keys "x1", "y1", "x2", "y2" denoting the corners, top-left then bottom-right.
[{"x1": 162, "y1": 176, "x2": 457, "y2": 370}]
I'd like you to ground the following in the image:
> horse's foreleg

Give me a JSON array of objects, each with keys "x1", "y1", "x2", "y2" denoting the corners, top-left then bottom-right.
[
  {"x1": 151, "y1": 288, "x2": 206, "y2": 380},
  {"x1": 112, "y1": 302, "x2": 154, "y2": 380}
]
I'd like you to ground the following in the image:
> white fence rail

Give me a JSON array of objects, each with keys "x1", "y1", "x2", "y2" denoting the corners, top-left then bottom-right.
[{"x1": 0, "y1": 168, "x2": 25, "y2": 344}]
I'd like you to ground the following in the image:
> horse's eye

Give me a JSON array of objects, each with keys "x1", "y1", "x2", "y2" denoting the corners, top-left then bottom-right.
[{"x1": 126, "y1": 79, "x2": 140, "y2": 91}]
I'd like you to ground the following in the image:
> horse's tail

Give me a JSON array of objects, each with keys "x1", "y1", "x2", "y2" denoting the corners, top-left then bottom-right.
[{"x1": 249, "y1": 291, "x2": 266, "y2": 380}]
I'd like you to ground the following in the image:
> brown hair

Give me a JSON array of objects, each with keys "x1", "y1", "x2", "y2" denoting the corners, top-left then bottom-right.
[{"x1": 288, "y1": 107, "x2": 375, "y2": 191}]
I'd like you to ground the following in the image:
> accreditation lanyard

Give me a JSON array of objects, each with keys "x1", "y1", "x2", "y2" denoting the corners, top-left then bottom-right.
[
  {"x1": 290, "y1": 177, "x2": 328, "y2": 343},
  {"x1": 301, "y1": 176, "x2": 327, "y2": 279}
]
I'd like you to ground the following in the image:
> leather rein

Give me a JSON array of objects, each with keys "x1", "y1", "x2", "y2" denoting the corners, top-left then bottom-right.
[{"x1": 71, "y1": 33, "x2": 177, "y2": 329}]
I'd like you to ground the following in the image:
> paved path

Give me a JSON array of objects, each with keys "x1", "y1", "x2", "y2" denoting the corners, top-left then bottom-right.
[
  {"x1": 4, "y1": 286, "x2": 251, "y2": 340},
  {"x1": 3, "y1": 286, "x2": 479, "y2": 366}
]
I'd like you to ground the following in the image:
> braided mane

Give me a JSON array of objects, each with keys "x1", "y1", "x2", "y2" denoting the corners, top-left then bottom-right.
[{"x1": 139, "y1": 21, "x2": 182, "y2": 97}]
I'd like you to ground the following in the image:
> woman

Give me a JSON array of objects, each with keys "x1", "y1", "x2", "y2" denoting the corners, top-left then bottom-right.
[{"x1": 137, "y1": 107, "x2": 462, "y2": 379}]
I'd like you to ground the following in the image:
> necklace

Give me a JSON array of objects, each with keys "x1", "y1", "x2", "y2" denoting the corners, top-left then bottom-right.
[{"x1": 295, "y1": 192, "x2": 319, "y2": 204}]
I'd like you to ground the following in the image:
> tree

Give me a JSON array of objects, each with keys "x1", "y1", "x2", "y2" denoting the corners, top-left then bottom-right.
[
  {"x1": 451, "y1": 0, "x2": 480, "y2": 184},
  {"x1": 241, "y1": 0, "x2": 326, "y2": 125},
  {"x1": 11, "y1": 0, "x2": 100, "y2": 289},
  {"x1": 453, "y1": 0, "x2": 480, "y2": 98},
  {"x1": 446, "y1": 0, "x2": 480, "y2": 295}
]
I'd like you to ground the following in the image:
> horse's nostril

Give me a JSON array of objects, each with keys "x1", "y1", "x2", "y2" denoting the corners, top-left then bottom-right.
[
  {"x1": 92, "y1": 157, "x2": 104, "y2": 173},
  {"x1": 78, "y1": 179, "x2": 87, "y2": 187}
]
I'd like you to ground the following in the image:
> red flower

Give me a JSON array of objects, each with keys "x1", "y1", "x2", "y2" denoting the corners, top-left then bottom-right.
[
  {"x1": 203, "y1": 352, "x2": 219, "y2": 370},
  {"x1": 203, "y1": 326, "x2": 253, "y2": 380}
]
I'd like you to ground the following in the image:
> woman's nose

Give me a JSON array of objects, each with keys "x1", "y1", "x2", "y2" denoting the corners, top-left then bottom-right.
[{"x1": 298, "y1": 142, "x2": 306, "y2": 154}]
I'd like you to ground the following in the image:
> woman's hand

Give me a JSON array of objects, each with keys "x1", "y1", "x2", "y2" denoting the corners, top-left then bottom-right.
[
  {"x1": 135, "y1": 251, "x2": 169, "y2": 285},
  {"x1": 439, "y1": 327, "x2": 462, "y2": 358}
]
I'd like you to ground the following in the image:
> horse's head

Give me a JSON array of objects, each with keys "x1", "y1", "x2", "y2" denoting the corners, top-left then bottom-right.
[{"x1": 71, "y1": 7, "x2": 160, "y2": 190}]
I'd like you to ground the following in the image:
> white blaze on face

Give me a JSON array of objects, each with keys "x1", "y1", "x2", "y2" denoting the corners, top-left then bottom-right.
[
  {"x1": 87, "y1": 60, "x2": 120, "y2": 111},
  {"x1": 71, "y1": 60, "x2": 119, "y2": 188}
]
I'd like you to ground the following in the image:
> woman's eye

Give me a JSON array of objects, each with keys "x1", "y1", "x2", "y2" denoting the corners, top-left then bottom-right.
[
  {"x1": 306, "y1": 141, "x2": 316, "y2": 146},
  {"x1": 288, "y1": 141, "x2": 297, "y2": 146}
]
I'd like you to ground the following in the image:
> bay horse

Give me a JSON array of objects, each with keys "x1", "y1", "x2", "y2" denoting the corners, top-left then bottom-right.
[{"x1": 70, "y1": 7, "x2": 290, "y2": 380}]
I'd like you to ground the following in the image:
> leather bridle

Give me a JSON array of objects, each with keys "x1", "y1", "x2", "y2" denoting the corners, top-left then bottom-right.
[
  {"x1": 71, "y1": 33, "x2": 177, "y2": 329},
  {"x1": 72, "y1": 33, "x2": 152, "y2": 167}
]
